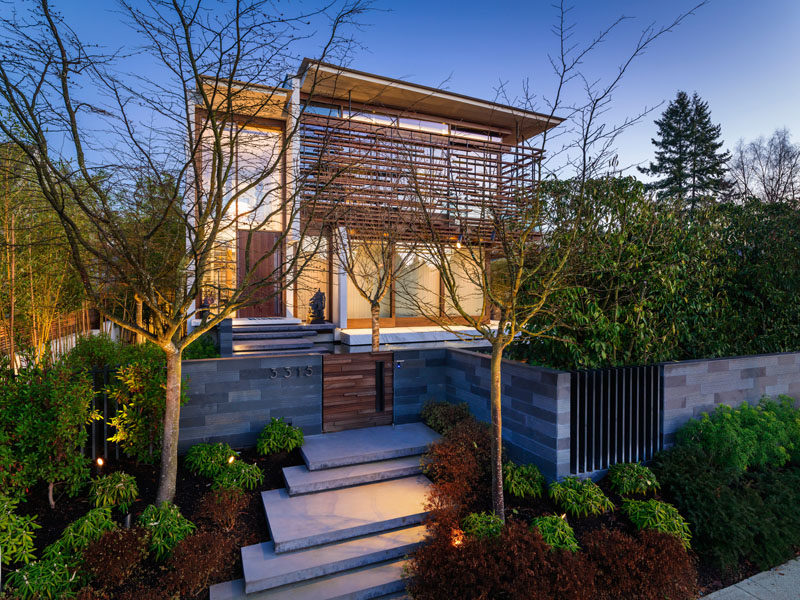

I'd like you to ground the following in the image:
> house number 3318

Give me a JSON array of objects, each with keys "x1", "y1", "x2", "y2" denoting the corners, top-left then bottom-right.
[{"x1": 268, "y1": 366, "x2": 313, "y2": 379}]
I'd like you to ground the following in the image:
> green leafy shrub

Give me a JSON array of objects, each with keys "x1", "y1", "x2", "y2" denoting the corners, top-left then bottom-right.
[
  {"x1": 5, "y1": 555, "x2": 81, "y2": 600},
  {"x1": 420, "y1": 401, "x2": 472, "y2": 435},
  {"x1": 0, "y1": 495, "x2": 40, "y2": 565},
  {"x1": 183, "y1": 332, "x2": 219, "y2": 360},
  {"x1": 608, "y1": 462, "x2": 660, "y2": 496},
  {"x1": 63, "y1": 333, "x2": 123, "y2": 371},
  {"x1": 503, "y1": 461, "x2": 545, "y2": 499},
  {"x1": 256, "y1": 417, "x2": 304, "y2": 455},
  {"x1": 0, "y1": 364, "x2": 98, "y2": 506},
  {"x1": 531, "y1": 515, "x2": 579, "y2": 552},
  {"x1": 676, "y1": 397, "x2": 799, "y2": 473},
  {"x1": 462, "y1": 512, "x2": 504, "y2": 540},
  {"x1": 549, "y1": 477, "x2": 614, "y2": 518},
  {"x1": 81, "y1": 527, "x2": 149, "y2": 589},
  {"x1": 89, "y1": 472, "x2": 139, "y2": 513},
  {"x1": 184, "y1": 442, "x2": 236, "y2": 479},
  {"x1": 44, "y1": 507, "x2": 117, "y2": 560},
  {"x1": 621, "y1": 499, "x2": 691, "y2": 549},
  {"x1": 212, "y1": 459, "x2": 264, "y2": 491},
  {"x1": 138, "y1": 502, "x2": 196, "y2": 561}
]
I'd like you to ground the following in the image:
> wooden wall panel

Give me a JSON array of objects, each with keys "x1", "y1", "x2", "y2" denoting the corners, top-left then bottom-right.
[{"x1": 322, "y1": 351, "x2": 393, "y2": 432}]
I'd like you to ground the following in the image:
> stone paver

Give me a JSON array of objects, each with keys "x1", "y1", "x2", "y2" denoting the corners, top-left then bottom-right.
[
  {"x1": 703, "y1": 558, "x2": 800, "y2": 599},
  {"x1": 283, "y1": 455, "x2": 422, "y2": 495}
]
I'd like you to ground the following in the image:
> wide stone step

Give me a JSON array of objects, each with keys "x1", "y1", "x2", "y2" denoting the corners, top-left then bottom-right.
[
  {"x1": 233, "y1": 339, "x2": 315, "y2": 352},
  {"x1": 210, "y1": 559, "x2": 407, "y2": 600},
  {"x1": 263, "y1": 476, "x2": 431, "y2": 553},
  {"x1": 233, "y1": 330, "x2": 317, "y2": 340},
  {"x1": 283, "y1": 456, "x2": 422, "y2": 495},
  {"x1": 241, "y1": 526, "x2": 424, "y2": 594},
  {"x1": 233, "y1": 324, "x2": 308, "y2": 333},
  {"x1": 300, "y1": 423, "x2": 440, "y2": 471}
]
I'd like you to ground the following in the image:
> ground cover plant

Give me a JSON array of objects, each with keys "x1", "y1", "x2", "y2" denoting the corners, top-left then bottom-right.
[
  {"x1": 607, "y1": 462, "x2": 660, "y2": 496},
  {"x1": 503, "y1": 461, "x2": 545, "y2": 499},
  {"x1": 409, "y1": 409, "x2": 698, "y2": 599},
  {"x1": 420, "y1": 401, "x2": 472, "y2": 435},
  {"x1": 257, "y1": 417, "x2": 304, "y2": 455}
]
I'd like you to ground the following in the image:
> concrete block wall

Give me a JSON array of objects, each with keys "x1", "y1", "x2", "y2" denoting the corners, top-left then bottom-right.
[
  {"x1": 445, "y1": 348, "x2": 571, "y2": 481},
  {"x1": 392, "y1": 348, "x2": 447, "y2": 424},
  {"x1": 179, "y1": 353, "x2": 322, "y2": 452},
  {"x1": 662, "y1": 352, "x2": 800, "y2": 445}
]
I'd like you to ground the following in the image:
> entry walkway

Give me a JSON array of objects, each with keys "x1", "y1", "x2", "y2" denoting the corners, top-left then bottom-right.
[{"x1": 703, "y1": 557, "x2": 800, "y2": 599}]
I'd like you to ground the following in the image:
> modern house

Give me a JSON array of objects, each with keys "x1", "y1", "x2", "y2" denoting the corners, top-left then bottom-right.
[{"x1": 192, "y1": 60, "x2": 562, "y2": 353}]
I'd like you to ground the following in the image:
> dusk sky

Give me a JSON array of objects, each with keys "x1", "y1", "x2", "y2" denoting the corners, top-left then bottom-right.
[{"x1": 39, "y1": 0, "x2": 800, "y2": 174}]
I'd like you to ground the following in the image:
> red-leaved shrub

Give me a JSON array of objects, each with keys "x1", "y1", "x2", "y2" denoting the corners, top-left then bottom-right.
[
  {"x1": 196, "y1": 487, "x2": 248, "y2": 531},
  {"x1": 160, "y1": 529, "x2": 236, "y2": 596},
  {"x1": 82, "y1": 527, "x2": 149, "y2": 589},
  {"x1": 407, "y1": 519, "x2": 595, "y2": 600},
  {"x1": 582, "y1": 528, "x2": 697, "y2": 600}
]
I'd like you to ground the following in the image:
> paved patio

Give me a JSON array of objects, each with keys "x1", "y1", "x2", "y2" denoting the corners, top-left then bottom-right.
[{"x1": 703, "y1": 557, "x2": 800, "y2": 599}]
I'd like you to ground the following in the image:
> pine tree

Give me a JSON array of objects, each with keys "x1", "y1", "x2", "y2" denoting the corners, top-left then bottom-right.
[{"x1": 641, "y1": 91, "x2": 730, "y2": 210}]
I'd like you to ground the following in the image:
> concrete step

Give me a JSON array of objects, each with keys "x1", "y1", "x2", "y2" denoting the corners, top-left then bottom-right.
[
  {"x1": 233, "y1": 330, "x2": 317, "y2": 340},
  {"x1": 301, "y1": 423, "x2": 440, "y2": 471},
  {"x1": 283, "y1": 456, "x2": 422, "y2": 495},
  {"x1": 263, "y1": 476, "x2": 431, "y2": 553},
  {"x1": 241, "y1": 526, "x2": 424, "y2": 594},
  {"x1": 233, "y1": 339, "x2": 315, "y2": 352},
  {"x1": 233, "y1": 324, "x2": 306, "y2": 333},
  {"x1": 209, "y1": 559, "x2": 407, "y2": 600}
]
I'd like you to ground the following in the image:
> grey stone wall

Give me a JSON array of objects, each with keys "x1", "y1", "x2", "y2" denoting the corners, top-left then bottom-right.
[
  {"x1": 179, "y1": 353, "x2": 322, "y2": 452},
  {"x1": 392, "y1": 348, "x2": 447, "y2": 424},
  {"x1": 445, "y1": 349, "x2": 571, "y2": 481},
  {"x1": 662, "y1": 352, "x2": 800, "y2": 445}
]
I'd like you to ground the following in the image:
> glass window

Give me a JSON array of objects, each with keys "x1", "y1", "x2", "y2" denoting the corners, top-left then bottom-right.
[
  {"x1": 345, "y1": 243, "x2": 391, "y2": 320},
  {"x1": 444, "y1": 250, "x2": 485, "y2": 317},
  {"x1": 296, "y1": 236, "x2": 330, "y2": 323},
  {"x1": 395, "y1": 249, "x2": 440, "y2": 318}
]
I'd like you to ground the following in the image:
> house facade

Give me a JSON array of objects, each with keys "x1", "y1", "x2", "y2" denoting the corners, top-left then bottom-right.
[{"x1": 193, "y1": 60, "x2": 561, "y2": 347}]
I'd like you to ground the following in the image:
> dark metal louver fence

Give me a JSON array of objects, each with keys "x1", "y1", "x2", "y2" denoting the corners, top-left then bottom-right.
[
  {"x1": 86, "y1": 366, "x2": 120, "y2": 461},
  {"x1": 570, "y1": 365, "x2": 663, "y2": 475}
]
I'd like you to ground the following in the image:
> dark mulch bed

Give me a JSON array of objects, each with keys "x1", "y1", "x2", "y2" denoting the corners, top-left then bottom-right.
[{"x1": 15, "y1": 447, "x2": 304, "y2": 599}]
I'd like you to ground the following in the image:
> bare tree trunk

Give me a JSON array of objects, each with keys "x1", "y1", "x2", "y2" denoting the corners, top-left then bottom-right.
[
  {"x1": 370, "y1": 303, "x2": 380, "y2": 352},
  {"x1": 8, "y1": 214, "x2": 15, "y2": 372},
  {"x1": 489, "y1": 342, "x2": 505, "y2": 519},
  {"x1": 47, "y1": 481, "x2": 55, "y2": 509},
  {"x1": 135, "y1": 296, "x2": 144, "y2": 345},
  {"x1": 156, "y1": 344, "x2": 182, "y2": 504}
]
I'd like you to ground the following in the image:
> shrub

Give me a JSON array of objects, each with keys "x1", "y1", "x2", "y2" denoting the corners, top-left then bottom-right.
[
  {"x1": 184, "y1": 442, "x2": 236, "y2": 479},
  {"x1": 421, "y1": 418, "x2": 493, "y2": 523},
  {"x1": 420, "y1": 401, "x2": 472, "y2": 435},
  {"x1": 502, "y1": 461, "x2": 544, "y2": 499},
  {"x1": 212, "y1": 459, "x2": 264, "y2": 491},
  {"x1": 406, "y1": 520, "x2": 595, "y2": 600},
  {"x1": 582, "y1": 528, "x2": 697, "y2": 600},
  {"x1": 531, "y1": 515, "x2": 579, "y2": 552},
  {"x1": 5, "y1": 555, "x2": 82, "y2": 600},
  {"x1": 621, "y1": 498, "x2": 691, "y2": 549},
  {"x1": 0, "y1": 496, "x2": 40, "y2": 565},
  {"x1": 138, "y1": 502, "x2": 196, "y2": 561},
  {"x1": 676, "y1": 397, "x2": 798, "y2": 473},
  {"x1": 183, "y1": 332, "x2": 219, "y2": 360},
  {"x1": 256, "y1": 417, "x2": 304, "y2": 455},
  {"x1": 63, "y1": 333, "x2": 122, "y2": 371},
  {"x1": 607, "y1": 462, "x2": 660, "y2": 496},
  {"x1": 89, "y1": 471, "x2": 139, "y2": 513},
  {"x1": 549, "y1": 477, "x2": 614, "y2": 518},
  {"x1": 196, "y1": 488, "x2": 248, "y2": 531},
  {"x1": 462, "y1": 512, "x2": 504, "y2": 540},
  {"x1": 81, "y1": 527, "x2": 149, "y2": 589},
  {"x1": 161, "y1": 530, "x2": 235, "y2": 597},
  {"x1": 44, "y1": 507, "x2": 117, "y2": 560}
]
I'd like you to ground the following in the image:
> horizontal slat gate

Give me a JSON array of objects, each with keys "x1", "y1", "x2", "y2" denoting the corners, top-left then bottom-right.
[{"x1": 322, "y1": 352, "x2": 393, "y2": 432}]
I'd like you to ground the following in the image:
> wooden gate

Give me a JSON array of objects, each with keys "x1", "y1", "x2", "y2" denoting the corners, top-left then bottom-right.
[{"x1": 322, "y1": 352, "x2": 394, "y2": 432}]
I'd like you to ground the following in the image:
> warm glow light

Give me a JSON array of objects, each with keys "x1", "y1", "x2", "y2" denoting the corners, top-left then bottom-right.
[
  {"x1": 228, "y1": 455, "x2": 236, "y2": 464},
  {"x1": 456, "y1": 241, "x2": 462, "y2": 249},
  {"x1": 451, "y1": 528, "x2": 464, "y2": 547},
  {"x1": 96, "y1": 458, "x2": 104, "y2": 467}
]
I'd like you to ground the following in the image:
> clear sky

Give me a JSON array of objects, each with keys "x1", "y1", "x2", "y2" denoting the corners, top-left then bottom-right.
[{"x1": 22, "y1": 0, "x2": 800, "y2": 175}]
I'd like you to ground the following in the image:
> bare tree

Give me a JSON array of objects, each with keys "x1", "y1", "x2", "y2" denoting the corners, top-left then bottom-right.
[
  {"x1": 0, "y1": 0, "x2": 367, "y2": 503},
  {"x1": 401, "y1": 2, "x2": 704, "y2": 518},
  {"x1": 728, "y1": 128, "x2": 800, "y2": 205}
]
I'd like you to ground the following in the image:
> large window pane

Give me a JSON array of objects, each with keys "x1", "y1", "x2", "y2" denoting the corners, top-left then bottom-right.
[
  {"x1": 395, "y1": 249, "x2": 439, "y2": 318},
  {"x1": 345, "y1": 243, "x2": 391, "y2": 320},
  {"x1": 296, "y1": 236, "x2": 330, "y2": 322},
  {"x1": 445, "y1": 250, "x2": 484, "y2": 317}
]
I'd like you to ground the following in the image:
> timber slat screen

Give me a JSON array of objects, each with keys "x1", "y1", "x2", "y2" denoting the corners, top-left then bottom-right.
[
  {"x1": 570, "y1": 365, "x2": 664, "y2": 475},
  {"x1": 322, "y1": 352, "x2": 394, "y2": 432},
  {"x1": 298, "y1": 114, "x2": 542, "y2": 240}
]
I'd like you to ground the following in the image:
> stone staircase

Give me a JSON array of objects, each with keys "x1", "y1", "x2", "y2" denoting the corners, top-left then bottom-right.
[
  {"x1": 209, "y1": 423, "x2": 440, "y2": 600},
  {"x1": 231, "y1": 319, "x2": 335, "y2": 355}
]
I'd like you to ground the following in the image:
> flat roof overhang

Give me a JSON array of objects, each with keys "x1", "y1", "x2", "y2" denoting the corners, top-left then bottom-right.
[{"x1": 297, "y1": 59, "x2": 564, "y2": 143}]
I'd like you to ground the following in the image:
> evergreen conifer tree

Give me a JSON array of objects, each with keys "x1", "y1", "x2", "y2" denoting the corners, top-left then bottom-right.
[{"x1": 641, "y1": 91, "x2": 730, "y2": 210}]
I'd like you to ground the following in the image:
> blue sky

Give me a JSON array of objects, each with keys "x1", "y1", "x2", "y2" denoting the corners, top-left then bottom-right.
[{"x1": 34, "y1": 0, "x2": 800, "y2": 174}]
